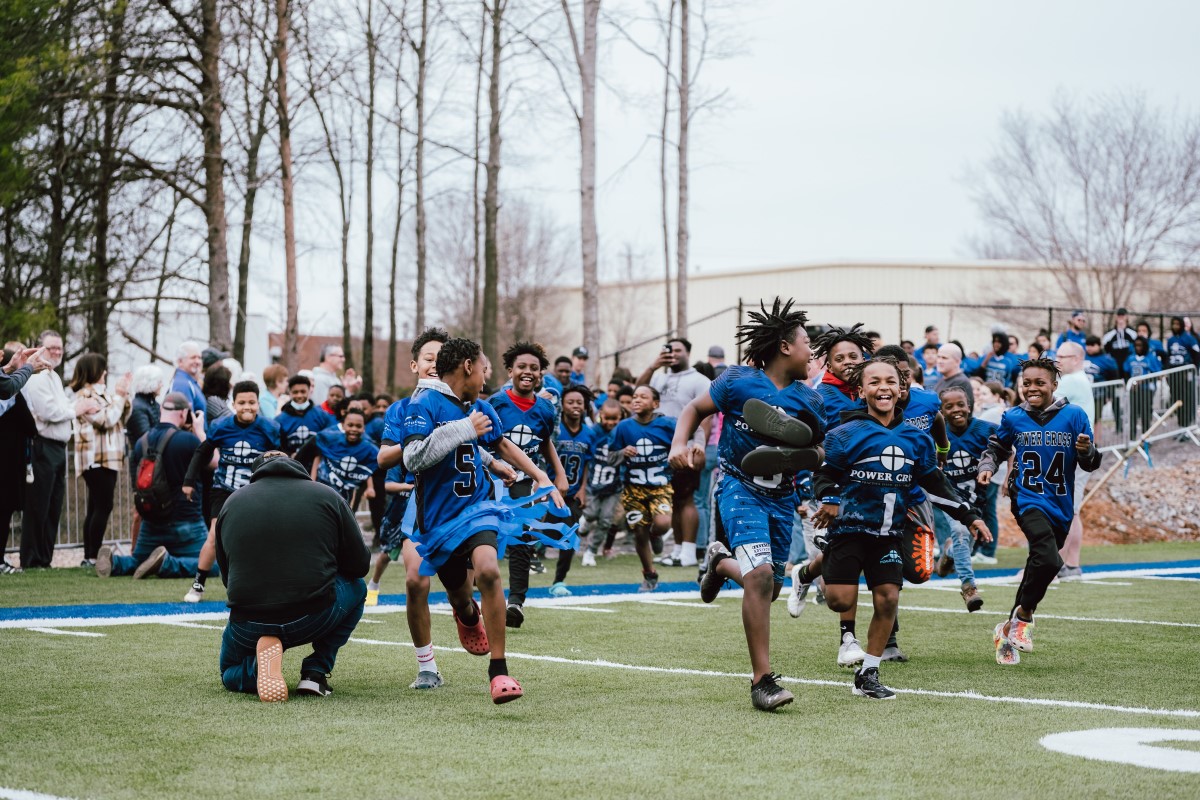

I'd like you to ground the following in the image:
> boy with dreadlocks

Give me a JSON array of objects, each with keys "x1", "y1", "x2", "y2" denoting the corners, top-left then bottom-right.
[
  {"x1": 670, "y1": 298, "x2": 826, "y2": 712},
  {"x1": 978, "y1": 357, "x2": 1100, "y2": 665}
]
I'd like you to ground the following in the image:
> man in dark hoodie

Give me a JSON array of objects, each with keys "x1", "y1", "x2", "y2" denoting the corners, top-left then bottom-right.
[{"x1": 215, "y1": 451, "x2": 370, "y2": 702}]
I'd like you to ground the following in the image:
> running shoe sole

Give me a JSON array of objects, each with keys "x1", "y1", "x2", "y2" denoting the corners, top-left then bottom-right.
[
  {"x1": 94, "y1": 545, "x2": 114, "y2": 579},
  {"x1": 505, "y1": 603, "x2": 525, "y2": 629},
  {"x1": 740, "y1": 446, "x2": 823, "y2": 478},
  {"x1": 742, "y1": 398, "x2": 814, "y2": 447},
  {"x1": 132, "y1": 546, "x2": 167, "y2": 580},
  {"x1": 255, "y1": 636, "x2": 288, "y2": 702}
]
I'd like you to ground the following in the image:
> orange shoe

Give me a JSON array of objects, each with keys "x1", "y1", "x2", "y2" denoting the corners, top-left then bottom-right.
[
  {"x1": 454, "y1": 600, "x2": 490, "y2": 656},
  {"x1": 255, "y1": 636, "x2": 288, "y2": 702},
  {"x1": 490, "y1": 674, "x2": 523, "y2": 704}
]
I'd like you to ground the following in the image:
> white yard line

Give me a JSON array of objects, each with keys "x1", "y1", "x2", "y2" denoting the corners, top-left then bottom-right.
[
  {"x1": 865, "y1": 602, "x2": 1200, "y2": 628},
  {"x1": 636, "y1": 599, "x2": 720, "y2": 609},
  {"x1": 0, "y1": 788, "x2": 79, "y2": 800},
  {"x1": 25, "y1": 628, "x2": 105, "y2": 638},
  {"x1": 348, "y1": 636, "x2": 1200, "y2": 719}
]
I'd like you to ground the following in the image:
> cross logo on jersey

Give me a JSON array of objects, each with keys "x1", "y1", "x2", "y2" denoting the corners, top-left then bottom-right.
[
  {"x1": 296, "y1": 425, "x2": 311, "y2": 440},
  {"x1": 634, "y1": 437, "x2": 657, "y2": 457},
  {"x1": 232, "y1": 440, "x2": 254, "y2": 459},
  {"x1": 507, "y1": 424, "x2": 536, "y2": 449},
  {"x1": 338, "y1": 456, "x2": 359, "y2": 474},
  {"x1": 878, "y1": 445, "x2": 912, "y2": 472},
  {"x1": 950, "y1": 449, "x2": 973, "y2": 470}
]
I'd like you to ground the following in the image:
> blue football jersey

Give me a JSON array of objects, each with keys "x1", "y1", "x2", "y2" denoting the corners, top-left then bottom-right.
[
  {"x1": 381, "y1": 396, "x2": 410, "y2": 444},
  {"x1": 991, "y1": 403, "x2": 1094, "y2": 531},
  {"x1": 816, "y1": 381, "x2": 859, "y2": 432},
  {"x1": 404, "y1": 390, "x2": 503, "y2": 532},
  {"x1": 944, "y1": 418, "x2": 996, "y2": 505},
  {"x1": 818, "y1": 416, "x2": 940, "y2": 538},
  {"x1": 277, "y1": 405, "x2": 336, "y2": 452},
  {"x1": 587, "y1": 427, "x2": 622, "y2": 497},
  {"x1": 207, "y1": 415, "x2": 282, "y2": 492},
  {"x1": 556, "y1": 421, "x2": 594, "y2": 495},
  {"x1": 1123, "y1": 353, "x2": 1162, "y2": 379},
  {"x1": 900, "y1": 384, "x2": 941, "y2": 435},
  {"x1": 982, "y1": 353, "x2": 1022, "y2": 388},
  {"x1": 364, "y1": 414, "x2": 386, "y2": 447},
  {"x1": 611, "y1": 415, "x2": 675, "y2": 487},
  {"x1": 488, "y1": 390, "x2": 557, "y2": 477},
  {"x1": 314, "y1": 428, "x2": 380, "y2": 500},
  {"x1": 710, "y1": 365, "x2": 826, "y2": 498}
]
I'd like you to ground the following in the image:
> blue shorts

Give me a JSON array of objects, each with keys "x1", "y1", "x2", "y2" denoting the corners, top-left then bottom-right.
[{"x1": 716, "y1": 476, "x2": 792, "y2": 583}]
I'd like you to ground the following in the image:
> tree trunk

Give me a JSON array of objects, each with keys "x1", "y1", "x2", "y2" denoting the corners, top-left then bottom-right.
[
  {"x1": 414, "y1": 0, "x2": 428, "y2": 334},
  {"x1": 675, "y1": 0, "x2": 689, "y2": 338},
  {"x1": 660, "y1": 0, "x2": 676, "y2": 334},
  {"x1": 471, "y1": 0, "x2": 486, "y2": 333},
  {"x1": 388, "y1": 70, "x2": 404, "y2": 392},
  {"x1": 91, "y1": 0, "x2": 127, "y2": 358},
  {"x1": 577, "y1": 0, "x2": 600, "y2": 385},
  {"x1": 362, "y1": 0, "x2": 378, "y2": 393},
  {"x1": 481, "y1": 0, "x2": 503, "y2": 366},
  {"x1": 275, "y1": 0, "x2": 299, "y2": 372},
  {"x1": 200, "y1": 0, "x2": 232, "y2": 351}
]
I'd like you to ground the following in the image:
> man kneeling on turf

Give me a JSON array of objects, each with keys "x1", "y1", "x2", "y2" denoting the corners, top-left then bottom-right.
[{"x1": 216, "y1": 451, "x2": 370, "y2": 701}]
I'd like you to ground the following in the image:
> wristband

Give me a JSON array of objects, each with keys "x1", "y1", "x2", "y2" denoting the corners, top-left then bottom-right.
[{"x1": 935, "y1": 443, "x2": 950, "y2": 454}]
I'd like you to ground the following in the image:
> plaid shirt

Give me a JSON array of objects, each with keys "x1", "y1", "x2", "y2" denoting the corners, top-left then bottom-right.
[{"x1": 72, "y1": 386, "x2": 130, "y2": 472}]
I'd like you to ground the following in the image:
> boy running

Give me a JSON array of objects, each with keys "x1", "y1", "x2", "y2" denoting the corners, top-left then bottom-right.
[
  {"x1": 548, "y1": 384, "x2": 595, "y2": 596},
  {"x1": 580, "y1": 399, "x2": 624, "y2": 565},
  {"x1": 276, "y1": 374, "x2": 336, "y2": 457},
  {"x1": 978, "y1": 357, "x2": 1101, "y2": 665},
  {"x1": 302, "y1": 408, "x2": 380, "y2": 503}
]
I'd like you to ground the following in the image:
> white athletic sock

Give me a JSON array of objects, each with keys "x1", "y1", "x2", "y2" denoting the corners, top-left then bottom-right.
[
  {"x1": 862, "y1": 654, "x2": 882, "y2": 671},
  {"x1": 367, "y1": 580, "x2": 380, "y2": 592},
  {"x1": 679, "y1": 542, "x2": 697, "y2": 565},
  {"x1": 415, "y1": 642, "x2": 438, "y2": 675},
  {"x1": 669, "y1": 544, "x2": 682, "y2": 559}
]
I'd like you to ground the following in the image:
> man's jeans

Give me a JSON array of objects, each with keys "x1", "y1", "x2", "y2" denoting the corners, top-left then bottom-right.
[
  {"x1": 695, "y1": 445, "x2": 719, "y2": 552},
  {"x1": 218, "y1": 575, "x2": 367, "y2": 693},
  {"x1": 933, "y1": 509, "x2": 976, "y2": 585},
  {"x1": 111, "y1": 519, "x2": 214, "y2": 578}
]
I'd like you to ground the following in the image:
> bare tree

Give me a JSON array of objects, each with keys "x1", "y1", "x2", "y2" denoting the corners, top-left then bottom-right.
[
  {"x1": 197, "y1": 0, "x2": 233, "y2": 350},
  {"x1": 659, "y1": 0, "x2": 676, "y2": 334},
  {"x1": 413, "y1": 0, "x2": 429, "y2": 333},
  {"x1": 675, "y1": 0, "x2": 689, "y2": 337},
  {"x1": 275, "y1": 0, "x2": 299, "y2": 371},
  {"x1": 481, "y1": 0, "x2": 505, "y2": 367},
  {"x1": 361, "y1": 0, "x2": 380, "y2": 392},
  {"x1": 970, "y1": 91, "x2": 1200, "y2": 314}
]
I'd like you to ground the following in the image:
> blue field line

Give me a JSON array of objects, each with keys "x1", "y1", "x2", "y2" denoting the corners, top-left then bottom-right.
[{"x1": 2, "y1": 557, "x2": 1199, "y2": 623}]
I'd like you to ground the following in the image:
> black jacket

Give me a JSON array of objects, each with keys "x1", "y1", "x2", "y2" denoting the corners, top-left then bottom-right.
[
  {"x1": 215, "y1": 457, "x2": 370, "y2": 622},
  {"x1": 126, "y1": 393, "x2": 161, "y2": 450}
]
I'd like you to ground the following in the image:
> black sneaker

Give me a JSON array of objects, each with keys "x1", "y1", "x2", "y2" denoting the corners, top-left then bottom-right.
[
  {"x1": 297, "y1": 671, "x2": 333, "y2": 697},
  {"x1": 750, "y1": 672, "x2": 795, "y2": 711},
  {"x1": 742, "y1": 398, "x2": 814, "y2": 447},
  {"x1": 700, "y1": 541, "x2": 731, "y2": 603},
  {"x1": 813, "y1": 533, "x2": 829, "y2": 554},
  {"x1": 852, "y1": 667, "x2": 896, "y2": 700},
  {"x1": 506, "y1": 603, "x2": 525, "y2": 629},
  {"x1": 638, "y1": 571, "x2": 659, "y2": 593},
  {"x1": 0, "y1": 560, "x2": 22, "y2": 575},
  {"x1": 529, "y1": 556, "x2": 546, "y2": 575},
  {"x1": 740, "y1": 446, "x2": 823, "y2": 478}
]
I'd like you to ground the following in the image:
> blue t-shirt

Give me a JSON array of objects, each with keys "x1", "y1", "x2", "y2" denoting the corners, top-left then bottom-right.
[
  {"x1": 709, "y1": 365, "x2": 826, "y2": 498},
  {"x1": 1123, "y1": 353, "x2": 1162, "y2": 380},
  {"x1": 587, "y1": 426, "x2": 621, "y2": 497},
  {"x1": 611, "y1": 415, "x2": 675, "y2": 487},
  {"x1": 170, "y1": 369, "x2": 207, "y2": 421},
  {"x1": 1056, "y1": 329, "x2": 1088, "y2": 350},
  {"x1": 1084, "y1": 353, "x2": 1120, "y2": 383},
  {"x1": 944, "y1": 417, "x2": 997, "y2": 506},
  {"x1": 992, "y1": 403, "x2": 1094, "y2": 531},
  {"x1": 820, "y1": 415, "x2": 941, "y2": 539},
  {"x1": 206, "y1": 415, "x2": 282, "y2": 492},
  {"x1": 815, "y1": 381, "x2": 859, "y2": 432},
  {"x1": 556, "y1": 421, "x2": 595, "y2": 496},
  {"x1": 404, "y1": 391, "x2": 504, "y2": 532},
  {"x1": 314, "y1": 428, "x2": 381, "y2": 500},
  {"x1": 1166, "y1": 333, "x2": 1200, "y2": 368},
  {"x1": 488, "y1": 390, "x2": 557, "y2": 477},
  {"x1": 276, "y1": 404, "x2": 336, "y2": 452},
  {"x1": 981, "y1": 352, "x2": 1022, "y2": 388}
]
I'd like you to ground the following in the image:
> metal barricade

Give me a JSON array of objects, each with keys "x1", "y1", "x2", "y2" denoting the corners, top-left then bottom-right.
[
  {"x1": 1089, "y1": 379, "x2": 1128, "y2": 454},
  {"x1": 1125, "y1": 365, "x2": 1200, "y2": 454}
]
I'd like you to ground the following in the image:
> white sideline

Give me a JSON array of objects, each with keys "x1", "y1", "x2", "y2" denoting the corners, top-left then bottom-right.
[
  {"x1": 0, "y1": 788, "x2": 78, "y2": 800},
  {"x1": 347, "y1": 636, "x2": 1200, "y2": 719},
  {"x1": 26, "y1": 628, "x2": 105, "y2": 638}
]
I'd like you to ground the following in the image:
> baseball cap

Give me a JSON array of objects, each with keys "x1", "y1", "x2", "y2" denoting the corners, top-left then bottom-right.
[
  {"x1": 707, "y1": 345, "x2": 725, "y2": 358},
  {"x1": 1071, "y1": 309, "x2": 1086, "y2": 319},
  {"x1": 161, "y1": 391, "x2": 191, "y2": 411},
  {"x1": 572, "y1": 346, "x2": 589, "y2": 359},
  {"x1": 1116, "y1": 307, "x2": 1129, "y2": 316},
  {"x1": 202, "y1": 346, "x2": 231, "y2": 369},
  {"x1": 924, "y1": 325, "x2": 937, "y2": 334}
]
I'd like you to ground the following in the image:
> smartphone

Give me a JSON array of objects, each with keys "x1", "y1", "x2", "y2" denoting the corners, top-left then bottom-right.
[{"x1": 661, "y1": 344, "x2": 672, "y2": 354}]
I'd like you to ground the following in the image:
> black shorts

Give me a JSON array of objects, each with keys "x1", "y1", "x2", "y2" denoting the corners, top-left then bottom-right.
[
  {"x1": 822, "y1": 532, "x2": 904, "y2": 589},
  {"x1": 436, "y1": 530, "x2": 499, "y2": 591},
  {"x1": 208, "y1": 488, "x2": 234, "y2": 524},
  {"x1": 671, "y1": 468, "x2": 700, "y2": 502}
]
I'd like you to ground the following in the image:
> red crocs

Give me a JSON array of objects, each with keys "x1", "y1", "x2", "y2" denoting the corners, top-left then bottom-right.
[
  {"x1": 490, "y1": 674, "x2": 523, "y2": 704},
  {"x1": 454, "y1": 600, "x2": 490, "y2": 656}
]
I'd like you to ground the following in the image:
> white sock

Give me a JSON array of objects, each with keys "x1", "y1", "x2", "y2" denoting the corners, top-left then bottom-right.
[
  {"x1": 669, "y1": 544, "x2": 682, "y2": 559},
  {"x1": 415, "y1": 642, "x2": 438, "y2": 675},
  {"x1": 862, "y1": 654, "x2": 882, "y2": 671},
  {"x1": 367, "y1": 580, "x2": 380, "y2": 591},
  {"x1": 679, "y1": 542, "x2": 697, "y2": 565}
]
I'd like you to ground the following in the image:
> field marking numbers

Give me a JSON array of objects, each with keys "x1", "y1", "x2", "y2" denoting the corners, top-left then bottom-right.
[
  {"x1": 1041, "y1": 727, "x2": 1200, "y2": 772},
  {"x1": 348, "y1": 636, "x2": 1200, "y2": 719}
]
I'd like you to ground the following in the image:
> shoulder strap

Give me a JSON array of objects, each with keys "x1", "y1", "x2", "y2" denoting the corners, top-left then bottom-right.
[{"x1": 153, "y1": 427, "x2": 178, "y2": 457}]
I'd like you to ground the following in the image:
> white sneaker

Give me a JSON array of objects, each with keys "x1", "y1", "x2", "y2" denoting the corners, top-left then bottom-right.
[
  {"x1": 581, "y1": 550, "x2": 597, "y2": 567},
  {"x1": 787, "y1": 562, "x2": 811, "y2": 618},
  {"x1": 183, "y1": 582, "x2": 205, "y2": 603},
  {"x1": 971, "y1": 553, "x2": 998, "y2": 565},
  {"x1": 837, "y1": 632, "x2": 865, "y2": 668}
]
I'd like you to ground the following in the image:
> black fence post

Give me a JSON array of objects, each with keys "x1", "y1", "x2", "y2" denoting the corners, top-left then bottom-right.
[
  {"x1": 898, "y1": 303, "x2": 905, "y2": 343},
  {"x1": 736, "y1": 298, "x2": 744, "y2": 363},
  {"x1": 1047, "y1": 307, "x2": 1054, "y2": 339}
]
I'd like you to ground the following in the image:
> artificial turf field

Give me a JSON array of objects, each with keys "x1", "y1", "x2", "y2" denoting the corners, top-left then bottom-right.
[{"x1": 2, "y1": 541, "x2": 1199, "y2": 800}]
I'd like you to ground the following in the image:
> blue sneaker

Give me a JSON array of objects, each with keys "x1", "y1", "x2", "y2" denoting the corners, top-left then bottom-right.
[{"x1": 549, "y1": 582, "x2": 571, "y2": 598}]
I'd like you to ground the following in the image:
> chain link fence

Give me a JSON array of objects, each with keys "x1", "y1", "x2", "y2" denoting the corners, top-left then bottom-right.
[{"x1": 4, "y1": 457, "x2": 135, "y2": 556}]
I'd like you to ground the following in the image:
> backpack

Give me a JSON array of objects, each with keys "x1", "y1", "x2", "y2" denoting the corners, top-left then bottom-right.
[{"x1": 134, "y1": 428, "x2": 178, "y2": 523}]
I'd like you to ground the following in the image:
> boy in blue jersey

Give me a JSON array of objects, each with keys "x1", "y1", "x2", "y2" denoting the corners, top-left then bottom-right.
[
  {"x1": 181, "y1": 381, "x2": 283, "y2": 603},
  {"x1": 276, "y1": 374, "x2": 336, "y2": 458},
  {"x1": 670, "y1": 299, "x2": 825, "y2": 711},
  {"x1": 489, "y1": 341, "x2": 568, "y2": 629},
  {"x1": 934, "y1": 386, "x2": 995, "y2": 611},
  {"x1": 547, "y1": 384, "x2": 595, "y2": 596},
  {"x1": 580, "y1": 399, "x2": 624, "y2": 566},
  {"x1": 612, "y1": 385, "x2": 684, "y2": 591},
  {"x1": 978, "y1": 332, "x2": 1022, "y2": 389},
  {"x1": 814, "y1": 357, "x2": 991, "y2": 699},
  {"x1": 302, "y1": 408, "x2": 380, "y2": 503},
  {"x1": 978, "y1": 358, "x2": 1101, "y2": 665},
  {"x1": 402, "y1": 338, "x2": 564, "y2": 703},
  {"x1": 1166, "y1": 316, "x2": 1200, "y2": 430},
  {"x1": 1124, "y1": 337, "x2": 1163, "y2": 439}
]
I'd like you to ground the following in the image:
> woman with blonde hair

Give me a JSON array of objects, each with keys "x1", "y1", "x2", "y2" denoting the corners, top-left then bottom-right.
[{"x1": 70, "y1": 353, "x2": 131, "y2": 567}]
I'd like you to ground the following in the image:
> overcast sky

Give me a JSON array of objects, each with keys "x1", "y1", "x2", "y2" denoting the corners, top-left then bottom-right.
[{"x1": 264, "y1": 0, "x2": 1200, "y2": 334}]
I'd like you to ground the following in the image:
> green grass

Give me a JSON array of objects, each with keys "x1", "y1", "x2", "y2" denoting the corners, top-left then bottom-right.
[{"x1": 1, "y1": 544, "x2": 1199, "y2": 799}]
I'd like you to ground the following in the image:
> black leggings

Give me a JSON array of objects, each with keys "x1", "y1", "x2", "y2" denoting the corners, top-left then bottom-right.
[
  {"x1": 82, "y1": 467, "x2": 118, "y2": 560},
  {"x1": 1011, "y1": 508, "x2": 1068, "y2": 617}
]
